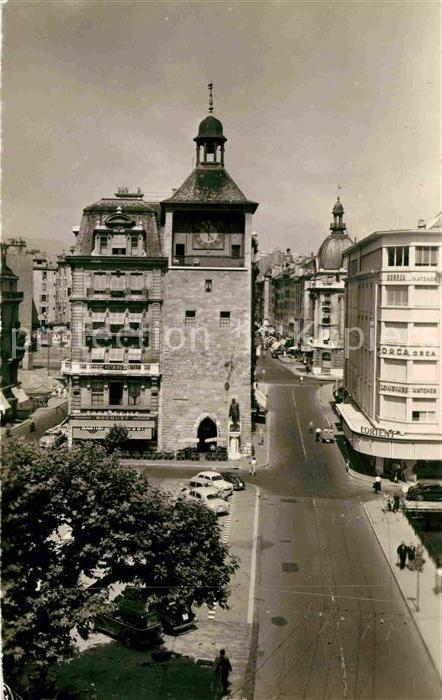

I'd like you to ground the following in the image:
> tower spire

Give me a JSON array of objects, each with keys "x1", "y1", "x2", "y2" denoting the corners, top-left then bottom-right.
[{"x1": 208, "y1": 82, "x2": 214, "y2": 114}]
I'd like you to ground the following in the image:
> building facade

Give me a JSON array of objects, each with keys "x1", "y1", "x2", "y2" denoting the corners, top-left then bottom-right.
[
  {"x1": 33, "y1": 253, "x2": 58, "y2": 326},
  {"x1": 55, "y1": 255, "x2": 72, "y2": 327},
  {"x1": 339, "y1": 213, "x2": 442, "y2": 478},
  {"x1": 63, "y1": 190, "x2": 166, "y2": 446},
  {"x1": 0, "y1": 245, "x2": 27, "y2": 422},
  {"x1": 159, "y1": 110, "x2": 258, "y2": 455}
]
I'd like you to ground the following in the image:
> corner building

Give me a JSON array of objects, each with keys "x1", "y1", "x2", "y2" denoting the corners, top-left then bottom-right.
[
  {"x1": 340, "y1": 213, "x2": 442, "y2": 479},
  {"x1": 159, "y1": 112, "x2": 258, "y2": 454}
]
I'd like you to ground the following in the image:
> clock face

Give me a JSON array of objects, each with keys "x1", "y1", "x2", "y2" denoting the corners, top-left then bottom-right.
[{"x1": 193, "y1": 220, "x2": 224, "y2": 249}]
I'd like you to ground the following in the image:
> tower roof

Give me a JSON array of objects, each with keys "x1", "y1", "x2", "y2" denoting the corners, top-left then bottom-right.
[
  {"x1": 318, "y1": 233, "x2": 352, "y2": 270},
  {"x1": 195, "y1": 115, "x2": 226, "y2": 140},
  {"x1": 332, "y1": 197, "x2": 344, "y2": 215},
  {"x1": 163, "y1": 167, "x2": 257, "y2": 208}
]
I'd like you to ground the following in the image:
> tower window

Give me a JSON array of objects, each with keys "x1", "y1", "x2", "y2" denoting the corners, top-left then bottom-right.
[
  {"x1": 205, "y1": 279, "x2": 212, "y2": 292},
  {"x1": 185, "y1": 310, "x2": 196, "y2": 325},
  {"x1": 220, "y1": 311, "x2": 230, "y2": 326}
]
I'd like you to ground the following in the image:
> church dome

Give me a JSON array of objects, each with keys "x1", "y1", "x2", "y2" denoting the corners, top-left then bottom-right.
[
  {"x1": 318, "y1": 233, "x2": 352, "y2": 270},
  {"x1": 197, "y1": 115, "x2": 225, "y2": 138}
]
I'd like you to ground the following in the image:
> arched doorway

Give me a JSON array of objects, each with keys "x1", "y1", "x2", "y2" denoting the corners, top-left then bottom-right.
[{"x1": 197, "y1": 417, "x2": 217, "y2": 452}]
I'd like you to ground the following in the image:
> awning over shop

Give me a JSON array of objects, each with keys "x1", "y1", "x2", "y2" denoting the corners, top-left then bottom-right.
[
  {"x1": 0, "y1": 390, "x2": 11, "y2": 414},
  {"x1": 71, "y1": 419, "x2": 155, "y2": 441},
  {"x1": 11, "y1": 386, "x2": 30, "y2": 405}
]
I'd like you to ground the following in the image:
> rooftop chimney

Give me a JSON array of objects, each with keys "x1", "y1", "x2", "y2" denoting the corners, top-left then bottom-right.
[{"x1": 417, "y1": 219, "x2": 426, "y2": 229}]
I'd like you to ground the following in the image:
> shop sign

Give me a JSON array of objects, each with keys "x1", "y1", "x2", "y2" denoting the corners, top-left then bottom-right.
[
  {"x1": 385, "y1": 273, "x2": 437, "y2": 282},
  {"x1": 360, "y1": 426, "x2": 401, "y2": 438},
  {"x1": 379, "y1": 383, "x2": 437, "y2": 395},
  {"x1": 379, "y1": 346, "x2": 438, "y2": 359}
]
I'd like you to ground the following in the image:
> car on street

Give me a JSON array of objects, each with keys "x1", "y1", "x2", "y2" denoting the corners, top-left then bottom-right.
[
  {"x1": 179, "y1": 486, "x2": 230, "y2": 515},
  {"x1": 193, "y1": 470, "x2": 233, "y2": 498},
  {"x1": 404, "y1": 481, "x2": 442, "y2": 510},
  {"x1": 222, "y1": 471, "x2": 246, "y2": 490},
  {"x1": 321, "y1": 428, "x2": 335, "y2": 443}
]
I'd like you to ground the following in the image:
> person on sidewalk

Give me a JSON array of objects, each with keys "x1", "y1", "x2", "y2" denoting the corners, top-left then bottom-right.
[
  {"x1": 397, "y1": 541, "x2": 408, "y2": 570},
  {"x1": 315, "y1": 427, "x2": 322, "y2": 442},
  {"x1": 407, "y1": 544, "x2": 416, "y2": 570},
  {"x1": 249, "y1": 456, "x2": 257, "y2": 476},
  {"x1": 308, "y1": 421, "x2": 314, "y2": 434},
  {"x1": 213, "y1": 648, "x2": 232, "y2": 696},
  {"x1": 299, "y1": 375, "x2": 304, "y2": 384},
  {"x1": 373, "y1": 475, "x2": 382, "y2": 494}
]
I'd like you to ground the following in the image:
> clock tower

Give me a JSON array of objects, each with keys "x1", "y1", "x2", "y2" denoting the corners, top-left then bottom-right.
[{"x1": 159, "y1": 97, "x2": 258, "y2": 455}]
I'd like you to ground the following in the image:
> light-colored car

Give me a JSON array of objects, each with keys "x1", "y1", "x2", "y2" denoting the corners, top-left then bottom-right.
[
  {"x1": 321, "y1": 428, "x2": 335, "y2": 443},
  {"x1": 179, "y1": 486, "x2": 230, "y2": 515},
  {"x1": 193, "y1": 471, "x2": 234, "y2": 498}
]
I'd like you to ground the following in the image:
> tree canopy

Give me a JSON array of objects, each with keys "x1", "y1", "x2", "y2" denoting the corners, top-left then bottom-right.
[
  {"x1": 2, "y1": 440, "x2": 238, "y2": 697},
  {"x1": 102, "y1": 424, "x2": 129, "y2": 453}
]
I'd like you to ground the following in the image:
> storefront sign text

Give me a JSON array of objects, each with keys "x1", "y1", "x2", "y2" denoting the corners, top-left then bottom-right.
[
  {"x1": 379, "y1": 346, "x2": 438, "y2": 358},
  {"x1": 360, "y1": 426, "x2": 401, "y2": 438}
]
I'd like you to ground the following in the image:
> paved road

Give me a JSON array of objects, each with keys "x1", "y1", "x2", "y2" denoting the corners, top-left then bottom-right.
[{"x1": 253, "y1": 357, "x2": 440, "y2": 700}]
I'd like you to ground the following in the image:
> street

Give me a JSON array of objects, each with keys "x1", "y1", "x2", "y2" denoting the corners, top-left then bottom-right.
[{"x1": 252, "y1": 356, "x2": 440, "y2": 699}]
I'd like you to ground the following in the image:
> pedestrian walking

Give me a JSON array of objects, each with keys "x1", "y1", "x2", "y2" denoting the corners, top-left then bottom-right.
[
  {"x1": 372, "y1": 475, "x2": 382, "y2": 493},
  {"x1": 249, "y1": 456, "x2": 257, "y2": 476},
  {"x1": 407, "y1": 544, "x2": 416, "y2": 570},
  {"x1": 258, "y1": 430, "x2": 264, "y2": 446},
  {"x1": 315, "y1": 427, "x2": 322, "y2": 442},
  {"x1": 397, "y1": 541, "x2": 408, "y2": 570},
  {"x1": 345, "y1": 459, "x2": 350, "y2": 473},
  {"x1": 299, "y1": 375, "x2": 304, "y2": 384},
  {"x1": 308, "y1": 421, "x2": 314, "y2": 434},
  {"x1": 213, "y1": 648, "x2": 232, "y2": 696},
  {"x1": 392, "y1": 493, "x2": 400, "y2": 512}
]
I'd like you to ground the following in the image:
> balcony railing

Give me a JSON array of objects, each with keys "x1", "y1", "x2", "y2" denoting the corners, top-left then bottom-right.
[
  {"x1": 62, "y1": 360, "x2": 159, "y2": 375},
  {"x1": 86, "y1": 288, "x2": 149, "y2": 300},
  {"x1": 171, "y1": 255, "x2": 245, "y2": 268}
]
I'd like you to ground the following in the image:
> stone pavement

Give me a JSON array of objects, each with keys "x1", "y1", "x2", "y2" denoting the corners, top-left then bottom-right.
[{"x1": 364, "y1": 498, "x2": 442, "y2": 679}]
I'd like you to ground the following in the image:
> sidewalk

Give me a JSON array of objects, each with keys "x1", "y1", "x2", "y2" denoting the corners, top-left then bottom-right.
[
  {"x1": 278, "y1": 355, "x2": 337, "y2": 382},
  {"x1": 364, "y1": 498, "x2": 442, "y2": 678}
]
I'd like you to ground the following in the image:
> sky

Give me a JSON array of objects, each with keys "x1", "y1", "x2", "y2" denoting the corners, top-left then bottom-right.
[{"x1": 2, "y1": 0, "x2": 441, "y2": 256}]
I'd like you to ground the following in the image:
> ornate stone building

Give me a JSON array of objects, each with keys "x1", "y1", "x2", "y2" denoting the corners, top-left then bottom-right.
[
  {"x1": 63, "y1": 190, "x2": 166, "y2": 446},
  {"x1": 159, "y1": 109, "x2": 258, "y2": 455}
]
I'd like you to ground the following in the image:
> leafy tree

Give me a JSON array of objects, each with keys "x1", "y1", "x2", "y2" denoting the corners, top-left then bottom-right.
[
  {"x1": 2, "y1": 440, "x2": 238, "y2": 697},
  {"x1": 102, "y1": 424, "x2": 129, "y2": 453}
]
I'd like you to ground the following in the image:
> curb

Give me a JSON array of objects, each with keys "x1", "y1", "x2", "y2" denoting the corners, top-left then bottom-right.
[{"x1": 362, "y1": 502, "x2": 441, "y2": 679}]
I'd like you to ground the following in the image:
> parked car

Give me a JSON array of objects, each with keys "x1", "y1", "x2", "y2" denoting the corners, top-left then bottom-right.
[
  {"x1": 194, "y1": 471, "x2": 233, "y2": 498},
  {"x1": 405, "y1": 481, "x2": 442, "y2": 509},
  {"x1": 222, "y1": 472, "x2": 246, "y2": 491},
  {"x1": 151, "y1": 599, "x2": 196, "y2": 635},
  {"x1": 95, "y1": 589, "x2": 162, "y2": 648},
  {"x1": 321, "y1": 428, "x2": 335, "y2": 443},
  {"x1": 179, "y1": 486, "x2": 230, "y2": 515}
]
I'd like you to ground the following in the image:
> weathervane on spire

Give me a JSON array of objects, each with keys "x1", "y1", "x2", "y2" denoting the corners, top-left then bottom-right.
[
  {"x1": 337, "y1": 184, "x2": 342, "y2": 200},
  {"x1": 208, "y1": 82, "x2": 214, "y2": 114}
]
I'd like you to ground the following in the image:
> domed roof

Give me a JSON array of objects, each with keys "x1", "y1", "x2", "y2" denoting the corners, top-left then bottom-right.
[
  {"x1": 332, "y1": 197, "x2": 344, "y2": 215},
  {"x1": 318, "y1": 233, "x2": 352, "y2": 270},
  {"x1": 197, "y1": 115, "x2": 225, "y2": 139}
]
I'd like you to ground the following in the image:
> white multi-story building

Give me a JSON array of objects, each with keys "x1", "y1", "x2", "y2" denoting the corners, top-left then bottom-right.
[{"x1": 339, "y1": 213, "x2": 442, "y2": 479}]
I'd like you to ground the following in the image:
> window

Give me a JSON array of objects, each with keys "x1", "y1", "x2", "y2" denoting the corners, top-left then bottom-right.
[
  {"x1": 386, "y1": 286, "x2": 408, "y2": 306},
  {"x1": 99, "y1": 236, "x2": 108, "y2": 254},
  {"x1": 415, "y1": 246, "x2": 438, "y2": 266},
  {"x1": 91, "y1": 381, "x2": 104, "y2": 406},
  {"x1": 109, "y1": 382, "x2": 123, "y2": 406},
  {"x1": 231, "y1": 245, "x2": 241, "y2": 258},
  {"x1": 414, "y1": 286, "x2": 439, "y2": 307},
  {"x1": 128, "y1": 381, "x2": 141, "y2": 405},
  {"x1": 185, "y1": 310, "x2": 196, "y2": 325},
  {"x1": 381, "y1": 358, "x2": 407, "y2": 382},
  {"x1": 220, "y1": 311, "x2": 230, "y2": 326},
  {"x1": 41, "y1": 294, "x2": 47, "y2": 302},
  {"x1": 42, "y1": 271, "x2": 47, "y2": 281},
  {"x1": 322, "y1": 317, "x2": 330, "y2": 325},
  {"x1": 110, "y1": 274, "x2": 126, "y2": 294},
  {"x1": 94, "y1": 273, "x2": 107, "y2": 292},
  {"x1": 175, "y1": 243, "x2": 185, "y2": 260},
  {"x1": 205, "y1": 279, "x2": 212, "y2": 292},
  {"x1": 410, "y1": 323, "x2": 438, "y2": 346},
  {"x1": 111, "y1": 234, "x2": 126, "y2": 256},
  {"x1": 381, "y1": 395, "x2": 406, "y2": 420},
  {"x1": 387, "y1": 246, "x2": 409, "y2": 267},
  {"x1": 412, "y1": 399, "x2": 437, "y2": 422},
  {"x1": 130, "y1": 236, "x2": 139, "y2": 255},
  {"x1": 412, "y1": 361, "x2": 437, "y2": 383},
  {"x1": 382, "y1": 322, "x2": 408, "y2": 345}
]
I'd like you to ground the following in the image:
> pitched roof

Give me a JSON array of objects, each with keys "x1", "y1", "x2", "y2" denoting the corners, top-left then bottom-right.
[
  {"x1": 73, "y1": 198, "x2": 162, "y2": 257},
  {"x1": 163, "y1": 166, "x2": 255, "y2": 206}
]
